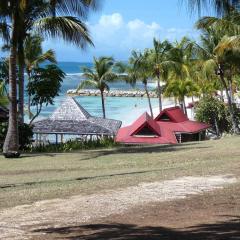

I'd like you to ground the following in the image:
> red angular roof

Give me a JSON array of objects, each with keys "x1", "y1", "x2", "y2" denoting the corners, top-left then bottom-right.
[
  {"x1": 116, "y1": 107, "x2": 211, "y2": 145},
  {"x1": 155, "y1": 106, "x2": 188, "y2": 122},
  {"x1": 129, "y1": 112, "x2": 161, "y2": 136}
]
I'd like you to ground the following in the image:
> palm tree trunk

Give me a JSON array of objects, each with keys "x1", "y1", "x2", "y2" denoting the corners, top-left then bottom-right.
[
  {"x1": 219, "y1": 73, "x2": 239, "y2": 134},
  {"x1": 183, "y1": 98, "x2": 187, "y2": 117},
  {"x1": 220, "y1": 89, "x2": 224, "y2": 102},
  {"x1": 27, "y1": 70, "x2": 32, "y2": 119},
  {"x1": 144, "y1": 83, "x2": 153, "y2": 118},
  {"x1": 157, "y1": 76, "x2": 162, "y2": 112},
  {"x1": 100, "y1": 90, "x2": 106, "y2": 119},
  {"x1": 18, "y1": 40, "x2": 25, "y2": 125},
  {"x1": 228, "y1": 75, "x2": 234, "y2": 104},
  {"x1": 3, "y1": 10, "x2": 20, "y2": 158}
]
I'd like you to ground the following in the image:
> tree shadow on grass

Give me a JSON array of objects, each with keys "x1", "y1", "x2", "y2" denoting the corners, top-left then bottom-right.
[
  {"x1": 0, "y1": 166, "x2": 184, "y2": 189},
  {"x1": 79, "y1": 143, "x2": 212, "y2": 161},
  {"x1": 32, "y1": 216, "x2": 240, "y2": 240}
]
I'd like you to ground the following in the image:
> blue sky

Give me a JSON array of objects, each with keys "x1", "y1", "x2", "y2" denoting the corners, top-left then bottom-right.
[
  {"x1": 1, "y1": 0, "x2": 210, "y2": 62},
  {"x1": 42, "y1": 0, "x2": 207, "y2": 62}
]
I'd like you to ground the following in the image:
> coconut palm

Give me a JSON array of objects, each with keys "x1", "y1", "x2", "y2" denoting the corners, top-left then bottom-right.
[
  {"x1": 149, "y1": 38, "x2": 176, "y2": 111},
  {"x1": 185, "y1": 0, "x2": 239, "y2": 15},
  {"x1": 78, "y1": 57, "x2": 118, "y2": 119},
  {"x1": 196, "y1": 26, "x2": 240, "y2": 133},
  {"x1": 164, "y1": 37, "x2": 200, "y2": 110},
  {"x1": 128, "y1": 50, "x2": 154, "y2": 117},
  {"x1": 0, "y1": 0, "x2": 100, "y2": 157},
  {"x1": 24, "y1": 34, "x2": 56, "y2": 119},
  {"x1": 164, "y1": 78, "x2": 199, "y2": 114}
]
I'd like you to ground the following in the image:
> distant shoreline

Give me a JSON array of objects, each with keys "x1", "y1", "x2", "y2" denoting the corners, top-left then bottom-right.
[{"x1": 67, "y1": 89, "x2": 158, "y2": 98}]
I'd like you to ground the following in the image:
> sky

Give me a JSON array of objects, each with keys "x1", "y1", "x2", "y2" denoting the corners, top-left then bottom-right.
[
  {"x1": 41, "y1": 0, "x2": 207, "y2": 62},
  {"x1": 1, "y1": 0, "x2": 210, "y2": 62}
]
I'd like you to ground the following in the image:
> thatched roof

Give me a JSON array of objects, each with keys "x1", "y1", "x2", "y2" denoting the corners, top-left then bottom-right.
[{"x1": 33, "y1": 97, "x2": 122, "y2": 136}]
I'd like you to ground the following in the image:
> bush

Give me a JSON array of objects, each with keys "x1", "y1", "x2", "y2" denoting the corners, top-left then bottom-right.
[
  {"x1": 30, "y1": 137, "x2": 118, "y2": 153},
  {"x1": 0, "y1": 122, "x2": 33, "y2": 151},
  {"x1": 195, "y1": 96, "x2": 230, "y2": 135}
]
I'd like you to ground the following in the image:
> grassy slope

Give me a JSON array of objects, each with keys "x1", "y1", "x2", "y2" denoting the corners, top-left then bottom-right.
[{"x1": 0, "y1": 136, "x2": 239, "y2": 209}]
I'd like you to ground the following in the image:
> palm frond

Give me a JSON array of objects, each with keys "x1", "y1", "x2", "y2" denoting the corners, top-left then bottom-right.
[
  {"x1": 77, "y1": 79, "x2": 97, "y2": 90},
  {"x1": 34, "y1": 16, "x2": 93, "y2": 48},
  {"x1": 32, "y1": 49, "x2": 56, "y2": 67}
]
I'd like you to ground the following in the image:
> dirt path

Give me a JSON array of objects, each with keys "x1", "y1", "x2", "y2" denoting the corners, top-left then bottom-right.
[{"x1": 0, "y1": 175, "x2": 237, "y2": 240}]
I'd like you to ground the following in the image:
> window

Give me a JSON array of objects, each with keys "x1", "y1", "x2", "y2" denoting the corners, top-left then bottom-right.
[
  {"x1": 134, "y1": 125, "x2": 159, "y2": 137},
  {"x1": 158, "y1": 113, "x2": 171, "y2": 121}
]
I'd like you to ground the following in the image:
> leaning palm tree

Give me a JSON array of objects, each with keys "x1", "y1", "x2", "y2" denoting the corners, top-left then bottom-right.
[
  {"x1": 24, "y1": 34, "x2": 56, "y2": 119},
  {"x1": 78, "y1": 57, "x2": 118, "y2": 119},
  {"x1": 0, "y1": 0, "x2": 100, "y2": 157}
]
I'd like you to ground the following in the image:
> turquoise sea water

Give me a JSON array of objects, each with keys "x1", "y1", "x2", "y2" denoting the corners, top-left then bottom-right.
[{"x1": 27, "y1": 62, "x2": 173, "y2": 126}]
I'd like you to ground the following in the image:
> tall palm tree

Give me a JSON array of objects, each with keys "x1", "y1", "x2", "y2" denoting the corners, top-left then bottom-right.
[
  {"x1": 1, "y1": 0, "x2": 20, "y2": 157},
  {"x1": 163, "y1": 37, "x2": 199, "y2": 112},
  {"x1": 149, "y1": 38, "x2": 173, "y2": 111},
  {"x1": 78, "y1": 57, "x2": 118, "y2": 119},
  {"x1": 0, "y1": 0, "x2": 100, "y2": 157},
  {"x1": 128, "y1": 50, "x2": 154, "y2": 117},
  {"x1": 24, "y1": 34, "x2": 56, "y2": 119}
]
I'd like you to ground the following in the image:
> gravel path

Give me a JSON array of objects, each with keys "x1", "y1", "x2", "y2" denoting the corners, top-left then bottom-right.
[{"x1": 0, "y1": 175, "x2": 237, "y2": 240}]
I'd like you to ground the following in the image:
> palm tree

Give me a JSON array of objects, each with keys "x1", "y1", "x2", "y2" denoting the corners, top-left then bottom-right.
[
  {"x1": 185, "y1": 0, "x2": 239, "y2": 15},
  {"x1": 163, "y1": 37, "x2": 199, "y2": 112},
  {"x1": 1, "y1": 0, "x2": 20, "y2": 157},
  {"x1": 196, "y1": 26, "x2": 240, "y2": 133},
  {"x1": 149, "y1": 38, "x2": 173, "y2": 111},
  {"x1": 24, "y1": 34, "x2": 56, "y2": 119},
  {"x1": 78, "y1": 57, "x2": 118, "y2": 119},
  {"x1": 164, "y1": 78, "x2": 199, "y2": 114},
  {"x1": 127, "y1": 50, "x2": 154, "y2": 117},
  {"x1": 0, "y1": 0, "x2": 100, "y2": 157}
]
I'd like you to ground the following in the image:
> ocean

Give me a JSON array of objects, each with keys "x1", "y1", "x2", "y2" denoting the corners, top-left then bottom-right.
[{"x1": 27, "y1": 62, "x2": 174, "y2": 126}]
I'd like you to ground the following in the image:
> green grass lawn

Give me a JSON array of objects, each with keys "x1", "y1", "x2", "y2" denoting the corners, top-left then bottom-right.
[{"x1": 0, "y1": 136, "x2": 239, "y2": 210}]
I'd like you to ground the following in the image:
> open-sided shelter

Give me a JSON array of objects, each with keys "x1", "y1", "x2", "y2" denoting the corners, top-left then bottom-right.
[{"x1": 33, "y1": 97, "x2": 122, "y2": 143}]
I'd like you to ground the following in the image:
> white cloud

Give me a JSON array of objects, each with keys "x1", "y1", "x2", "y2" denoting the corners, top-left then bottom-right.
[
  {"x1": 99, "y1": 13, "x2": 123, "y2": 28},
  {"x1": 39, "y1": 13, "x2": 199, "y2": 61},
  {"x1": 86, "y1": 13, "x2": 198, "y2": 60}
]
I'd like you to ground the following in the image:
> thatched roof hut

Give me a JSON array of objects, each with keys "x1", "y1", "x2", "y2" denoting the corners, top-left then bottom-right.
[{"x1": 32, "y1": 97, "x2": 122, "y2": 141}]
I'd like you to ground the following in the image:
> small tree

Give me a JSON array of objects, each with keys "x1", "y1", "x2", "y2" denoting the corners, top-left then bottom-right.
[
  {"x1": 24, "y1": 34, "x2": 56, "y2": 119},
  {"x1": 195, "y1": 96, "x2": 230, "y2": 136},
  {"x1": 78, "y1": 57, "x2": 118, "y2": 118},
  {"x1": 28, "y1": 65, "x2": 65, "y2": 124}
]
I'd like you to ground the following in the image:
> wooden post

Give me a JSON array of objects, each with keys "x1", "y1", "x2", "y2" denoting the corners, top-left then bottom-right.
[{"x1": 56, "y1": 134, "x2": 58, "y2": 145}]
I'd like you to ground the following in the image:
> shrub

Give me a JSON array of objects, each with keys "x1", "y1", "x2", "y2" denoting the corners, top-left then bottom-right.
[
  {"x1": 0, "y1": 122, "x2": 33, "y2": 150},
  {"x1": 195, "y1": 96, "x2": 230, "y2": 135},
  {"x1": 30, "y1": 137, "x2": 118, "y2": 153}
]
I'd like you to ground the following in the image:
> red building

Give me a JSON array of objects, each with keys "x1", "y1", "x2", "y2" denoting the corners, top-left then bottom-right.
[{"x1": 116, "y1": 107, "x2": 210, "y2": 144}]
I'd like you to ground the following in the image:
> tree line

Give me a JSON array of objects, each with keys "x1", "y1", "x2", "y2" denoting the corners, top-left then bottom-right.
[{"x1": 0, "y1": 0, "x2": 239, "y2": 157}]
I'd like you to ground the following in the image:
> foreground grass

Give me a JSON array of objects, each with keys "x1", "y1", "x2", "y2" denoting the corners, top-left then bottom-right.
[{"x1": 0, "y1": 136, "x2": 239, "y2": 210}]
